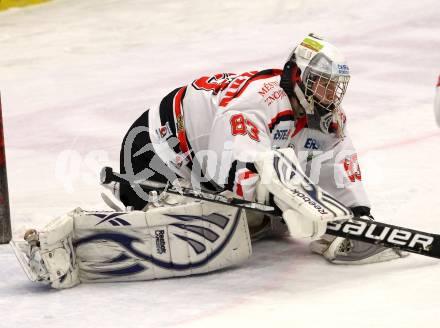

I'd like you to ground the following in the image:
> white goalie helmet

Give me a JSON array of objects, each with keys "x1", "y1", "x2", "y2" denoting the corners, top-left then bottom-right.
[{"x1": 280, "y1": 33, "x2": 350, "y2": 136}]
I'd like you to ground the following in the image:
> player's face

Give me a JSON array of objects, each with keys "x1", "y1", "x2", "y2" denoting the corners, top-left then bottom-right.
[{"x1": 311, "y1": 76, "x2": 337, "y2": 106}]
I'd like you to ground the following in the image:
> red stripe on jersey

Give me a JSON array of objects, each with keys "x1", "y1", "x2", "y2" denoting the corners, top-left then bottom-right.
[
  {"x1": 173, "y1": 86, "x2": 191, "y2": 157},
  {"x1": 228, "y1": 72, "x2": 283, "y2": 105},
  {"x1": 291, "y1": 116, "x2": 307, "y2": 138},
  {"x1": 268, "y1": 109, "x2": 295, "y2": 130},
  {"x1": 236, "y1": 183, "x2": 244, "y2": 197},
  {"x1": 219, "y1": 69, "x2": 283, "y2": 108},
  {"x1": 235, "y1": 170, "x2": 256, "y2": 198}
]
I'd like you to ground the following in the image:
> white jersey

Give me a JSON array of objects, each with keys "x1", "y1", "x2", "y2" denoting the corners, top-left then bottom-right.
[
  {"x1": 435, "y1": 75, "x2": 440, "y2": 127},
  {"x1": 148, "y1": 69, "x2": 369, "y2": 209}
]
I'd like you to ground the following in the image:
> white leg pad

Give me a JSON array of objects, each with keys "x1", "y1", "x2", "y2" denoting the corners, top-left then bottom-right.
[
  {"x1": 11, "y1": 211, "x2": 81, "y2": 289},
  {"x1": 39, "y1": 212, "x2": 80, "y2": 288},
  {"x1": 73, "y1": 201, "x2": 252, "y2": 283}
]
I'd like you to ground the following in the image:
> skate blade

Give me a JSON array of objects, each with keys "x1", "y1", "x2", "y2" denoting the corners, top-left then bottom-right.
[
  {"x1": 10, "y1": 241, "x2": 39, "y2": 282},
  {"x1": 100, "y1": 191, "x2": 124, "y2": 211}
]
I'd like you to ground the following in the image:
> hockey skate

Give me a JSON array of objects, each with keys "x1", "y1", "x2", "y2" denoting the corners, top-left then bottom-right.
[
  {"x1": 247, "y1": 213, "x2": 289, "y2": 241},
  {"x1": 11, "y1": 211, "x2": 80, "y2": 288},
  {"x1": 310, "y1": 234, "x2": 408, "y2": 264}
]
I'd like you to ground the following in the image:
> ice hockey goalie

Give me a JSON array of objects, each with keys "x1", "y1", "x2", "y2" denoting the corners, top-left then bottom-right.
[{"x1": 11, "y1": 34, "x2": 405, "y2": 289}]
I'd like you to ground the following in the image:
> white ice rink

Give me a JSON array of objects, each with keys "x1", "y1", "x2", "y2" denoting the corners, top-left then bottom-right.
[{"x1": 1, "y1": 0, "x2": 440, "y2": 327}]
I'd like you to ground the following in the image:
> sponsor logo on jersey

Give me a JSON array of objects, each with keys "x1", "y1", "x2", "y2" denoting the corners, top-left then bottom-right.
[
  {"x1": 175, "y1": 115, "x2": 185, "y2": 132},
  {"x1": 173, "y1": 152, "x2": 189, "y2": 168},
  {"x1": 304, "y1": 138, "x2": 320, "y2": 150},
  {"x1": 341, "y1": 154, "x2": 362, "y2": 182},
  {"x1": 155, "y1": 229, "x2": 167, "y2": 254},
  {"x1": 265, "y1": 90, "x2": 287, "y2": 106},
  {"x1": 156, "y1": 122, "x2": 172, "y2": 140},
  {"x1": 258, "y1": 82, "x2": 287, "y2": 106},
  {"x1": 273, "y1": 129, "x2": 290, "y2": 141},
  {"x1": 337, "y1": 64, "x2": 350, "y2": 75},
  {"x1": 327, "y1": 220, "x2": 434, "y2": 251},
  {"x1": 258, "y1": 81, "x2": 278, "y2": 97}
]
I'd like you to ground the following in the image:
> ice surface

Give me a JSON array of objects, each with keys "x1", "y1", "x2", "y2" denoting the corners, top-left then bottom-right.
[{"x1": 1, "y1": 0, "x2": 440, "y2": 327}]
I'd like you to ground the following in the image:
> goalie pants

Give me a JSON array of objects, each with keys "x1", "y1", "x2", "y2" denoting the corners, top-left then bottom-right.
[{"x1": 119, "y1": 109, "x2": 175, "y2": 210}]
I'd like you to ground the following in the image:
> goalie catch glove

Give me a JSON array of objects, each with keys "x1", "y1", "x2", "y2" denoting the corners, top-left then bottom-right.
[
  {"x1": 254, "y1": 148, "x2": 352, "y2": 240},
  {"x1": 310, "y1": 208, "x2": 408, "y2": 264}
]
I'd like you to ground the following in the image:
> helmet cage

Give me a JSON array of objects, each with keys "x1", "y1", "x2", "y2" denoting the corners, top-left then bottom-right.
[{"x1": 302, "y1": 53, "x2": 350, "y2": 112}]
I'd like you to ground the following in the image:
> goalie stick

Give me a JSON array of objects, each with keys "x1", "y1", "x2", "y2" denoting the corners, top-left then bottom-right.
[
  {"x1": 0, "y1": 94, "x2": 11, "y2": 244},
  {"x1": 100, "y1": 166, "x2": 440, "y2": 260}
]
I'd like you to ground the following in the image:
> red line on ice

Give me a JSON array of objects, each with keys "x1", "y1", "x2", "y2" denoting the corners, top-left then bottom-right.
[{"x1": 359, "y1": 130, "x2": 440, "y2": 156}]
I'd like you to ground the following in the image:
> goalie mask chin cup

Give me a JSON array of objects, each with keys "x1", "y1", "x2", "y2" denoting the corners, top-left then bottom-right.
[{"x1": 280, "y1": 33, "x2": 350, "y2": 136}]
